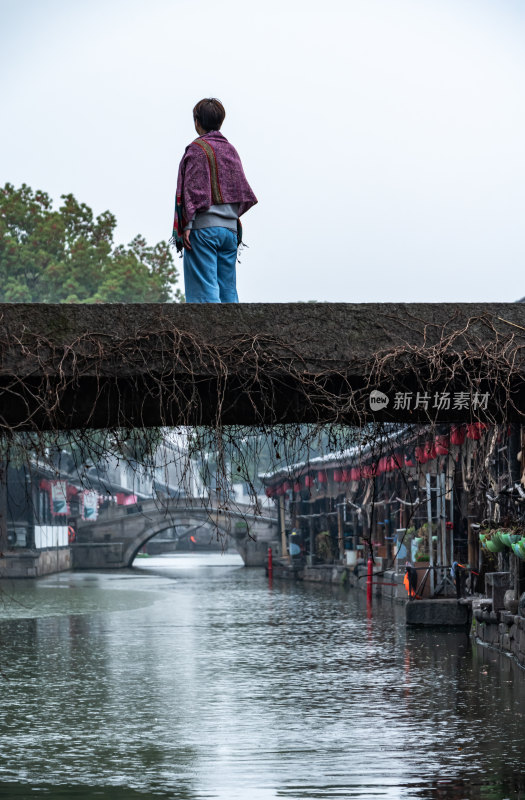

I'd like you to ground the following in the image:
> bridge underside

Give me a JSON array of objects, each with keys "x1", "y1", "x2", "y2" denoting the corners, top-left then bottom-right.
[{"x1": 0, "y1": 302, "x2": 524, "y2": 430}]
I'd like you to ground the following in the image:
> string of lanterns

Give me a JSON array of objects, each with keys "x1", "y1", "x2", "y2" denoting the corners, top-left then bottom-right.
[{"x1": 264, "y1": 423, "x2": 488, "y2": 498}]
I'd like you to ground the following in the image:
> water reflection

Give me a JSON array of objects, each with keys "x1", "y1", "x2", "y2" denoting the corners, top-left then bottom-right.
[{"x1": 0, "y1": 554, "x2": 524, "y2": 799}]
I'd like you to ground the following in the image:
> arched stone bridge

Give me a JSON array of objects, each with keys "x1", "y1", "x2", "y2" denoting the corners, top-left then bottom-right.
[{"x1": 72, "y1": 496, "x2": 285, "y2": 569}]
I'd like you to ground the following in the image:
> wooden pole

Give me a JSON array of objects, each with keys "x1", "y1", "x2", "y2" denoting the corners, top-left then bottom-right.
[
  {"x1": 337, "y1": 504, "x2": 345, "y2": 562},
  {"x1": 0, "y1": 463, "x2": 7, "y2": 555},
  {"x1": 467, "y1": 519, "x2": 475, "y2": 569},
  {"x1": 426, "y1": 472, "x2": 434, "y2": 595},
  {"x1": 440, "y1": 471, "x2": 449, "y2": 593},
  {"x1": 448, "y1": 471, "x2": 454, "y2": 565}
]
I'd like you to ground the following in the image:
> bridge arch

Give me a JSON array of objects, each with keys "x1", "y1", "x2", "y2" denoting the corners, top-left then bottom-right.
[
  {"x1": 74, "y1": 497, "x2": 282, "y2": 570},
  {"x1": 127, "y1": 517, "x2": 234, "y2": 566}
]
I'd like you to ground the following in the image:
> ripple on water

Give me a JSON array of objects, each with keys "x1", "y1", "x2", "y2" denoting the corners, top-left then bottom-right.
[{"x1": 0, "y1": 554, "x2": 524, "y2": 799}]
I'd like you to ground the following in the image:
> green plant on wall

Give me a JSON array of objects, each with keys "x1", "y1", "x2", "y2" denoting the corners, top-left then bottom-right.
[{"x1": 414, "y1": 523, "x2": 430, "y2": 560}]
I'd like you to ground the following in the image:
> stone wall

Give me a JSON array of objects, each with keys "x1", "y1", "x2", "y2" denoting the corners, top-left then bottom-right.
[
  {"x1": 473, "y1": 600, "x2": 525, "y2": 668},
  {"x1": 273, "y1": 560, "x2": 395, "y2": 596},
  {"x1": 406, "y1": 598, "x2": 470, "y2": 627},
  {"x1": 0, "y1": 548, "x2": 71, "y2": 578}
]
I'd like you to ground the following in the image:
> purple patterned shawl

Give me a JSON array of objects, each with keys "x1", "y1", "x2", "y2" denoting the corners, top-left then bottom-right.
[{"x1": 172, "y1": 130, "x2": 257, "y2": 252}]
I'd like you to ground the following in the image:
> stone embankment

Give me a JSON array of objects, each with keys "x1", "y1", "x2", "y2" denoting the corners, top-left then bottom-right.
[
  {"x1": 0, "y1": 548, "x2": 71, "y2": 578},
  {"x1": 271, "y1": 559, "x2": 474, "y2": 629},
  {"x1": 472, "y1": 599, "x2": 525, "y2": 669},
  {"x1": 272, "y1": 558, "x2": 406, "y2": 598}
]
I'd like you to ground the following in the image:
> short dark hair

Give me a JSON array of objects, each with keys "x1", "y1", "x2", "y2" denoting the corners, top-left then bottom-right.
[{"x1": 193, "y1": 98, "x2": 226, "y2": 132}]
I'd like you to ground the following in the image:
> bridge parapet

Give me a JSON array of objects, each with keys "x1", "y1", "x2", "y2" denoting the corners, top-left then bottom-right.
[{"x1": 0, "y1": 303, "x2": 523, "y2": 429}]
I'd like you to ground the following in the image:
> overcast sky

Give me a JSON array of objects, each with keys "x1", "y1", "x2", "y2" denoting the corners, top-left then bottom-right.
[{"x1": 1, "y1": 0, "x2": 524, "y2": 302}]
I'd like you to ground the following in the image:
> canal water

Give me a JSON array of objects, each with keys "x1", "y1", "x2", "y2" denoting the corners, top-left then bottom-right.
[{"x1": 0, "y1": 554, "x2": 525, "y2": 800}]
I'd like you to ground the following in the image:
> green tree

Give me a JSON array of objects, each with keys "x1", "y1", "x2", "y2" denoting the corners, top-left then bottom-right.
[{"x1": 0, "y1": 183, "x2": 183, "y2": 303}]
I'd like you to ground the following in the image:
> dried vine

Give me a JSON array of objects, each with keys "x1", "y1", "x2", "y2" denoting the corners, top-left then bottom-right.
[{"x1": 0, "y1": 309, "x2": 524, "y2": 548}]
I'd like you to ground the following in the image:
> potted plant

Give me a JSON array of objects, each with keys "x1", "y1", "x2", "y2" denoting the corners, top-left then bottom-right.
[{"x1": 479, "y1": 526, "x2": 505, "y2": 553}]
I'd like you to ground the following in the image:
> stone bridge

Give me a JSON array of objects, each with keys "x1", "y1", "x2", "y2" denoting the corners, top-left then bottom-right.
[
  {"x1": 73, "y1": 496, "x2": 285, "y2": 569},
  {"x1": 1, "y1": 302, "x2": 524, "y2": 429}
]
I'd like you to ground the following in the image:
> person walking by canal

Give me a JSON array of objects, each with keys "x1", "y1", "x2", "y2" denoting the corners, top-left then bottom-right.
[{"x1": 171, "y1": 98, "x2": 257, "y2": 303}]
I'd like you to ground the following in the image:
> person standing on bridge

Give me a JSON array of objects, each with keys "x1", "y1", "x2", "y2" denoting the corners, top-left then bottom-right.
[{"x1": 171, "y1": 98, "x2": 257, "y2": 303}]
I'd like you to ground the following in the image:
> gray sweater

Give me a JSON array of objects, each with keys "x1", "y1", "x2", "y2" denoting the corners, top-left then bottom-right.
[{"x1": 184, "y1": 203, "x2": 239, "y2": 232}]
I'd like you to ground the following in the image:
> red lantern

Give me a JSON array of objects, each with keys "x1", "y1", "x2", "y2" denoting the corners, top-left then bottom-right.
[
  {"x1": 415, "y1": 446, "x2": 428, "y2": 464},
  {"x1": 282, "y1": 481, "x2": 291, "y2": 492},
  {"x1": 265, "y1": 487, "x2": 274, "y2": 498},
  {"x1": 293, "y1": 482, "x2": 301, "y2": 493},
  {"x1": 378, "y1": 457, "x2": 387, "y2": 474},
  {"x1": 350, "y1": 467, "x2": 361, "y2": 481},
  {"x1": 333, "y1": 469, "x2": 343, "y2": 483},
  {"x1": 305, "y1": 475, "x2": 314, "y2": 488},
  {"x1": 467, "y1": 422, "x2": 487, "y2": 440},
  {"x1": 404, "y1": 453, "x2": 415, "y2": 467},
  {"x1": 450, "y1": 424, "x2": 466, "y2": 446},
  {"x1": 424, "y1": 441, "x2": 436, "y2": 460},
  {"x1": 386, "y1": 455, "x2": 400, "y2": 471},
  {"x1": 434, "y1": 435, "x2": 450, "y2": 456},
  {"x1": 342, "y1": 469, "x2": 352, "y2": 482},
  {"x1": 317, "y1": 471, "x2": 327, "y2": 483}
]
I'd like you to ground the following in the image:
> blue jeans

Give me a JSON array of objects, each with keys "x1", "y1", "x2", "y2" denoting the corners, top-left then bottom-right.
[{"x1": 183, "y1": 226, "x2": 239, "y2": 303}]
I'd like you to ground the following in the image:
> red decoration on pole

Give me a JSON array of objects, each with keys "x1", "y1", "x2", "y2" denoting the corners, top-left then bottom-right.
[
  {"x1": 268, "y1": 546, "x2": 273, "y2": 581},
  {"x1": 367, "y1": 557, "x2": 373, "y2": 605}
]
